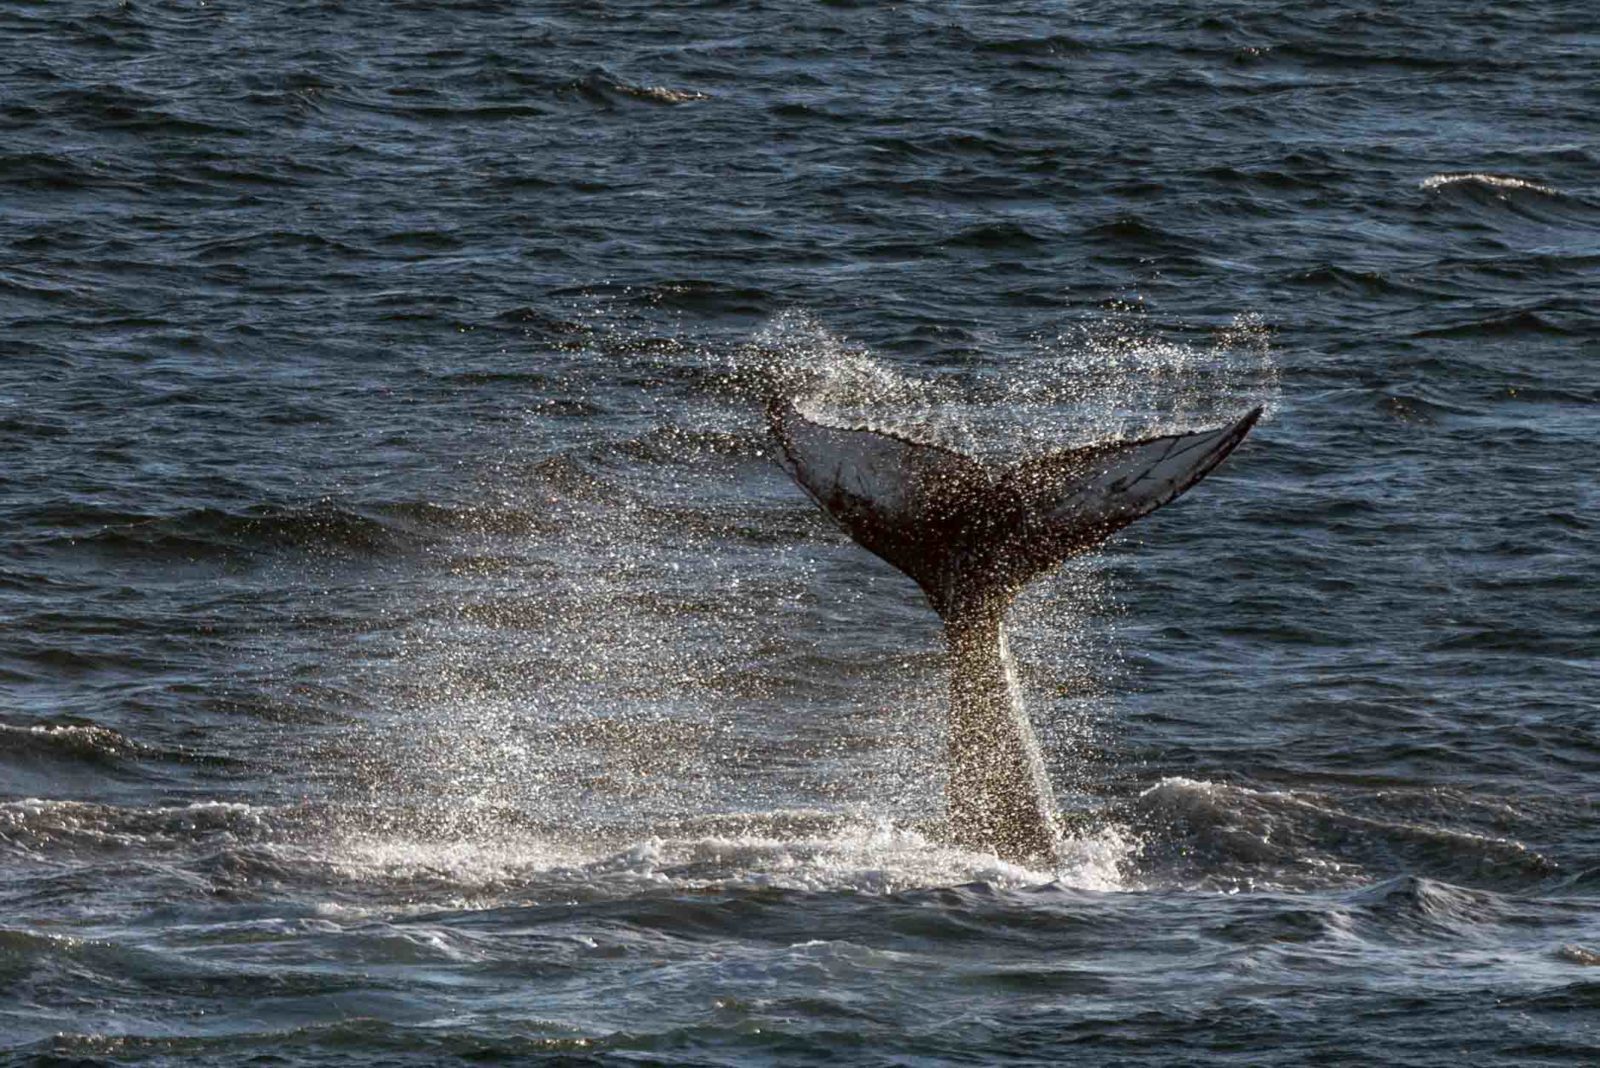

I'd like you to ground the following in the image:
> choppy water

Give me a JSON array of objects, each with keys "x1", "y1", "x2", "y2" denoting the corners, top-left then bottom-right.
[{"x1": 2, "y1": 1, "x2": 1598, "y2": 1064}]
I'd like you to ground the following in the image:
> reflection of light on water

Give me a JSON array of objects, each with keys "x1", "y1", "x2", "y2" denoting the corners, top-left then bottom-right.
[{"x1": 340, "y1": 306, "x2": 1274, "y2": 890}]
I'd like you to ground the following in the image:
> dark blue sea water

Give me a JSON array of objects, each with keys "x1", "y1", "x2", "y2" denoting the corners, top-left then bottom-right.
[{"x1": 2, "y1": 1, "x2": 1598, "y2": 1063}]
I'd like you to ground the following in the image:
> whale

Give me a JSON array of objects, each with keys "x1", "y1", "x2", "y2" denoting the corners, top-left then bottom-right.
[{"x1": 768, "y1": 397, "x2": 1262, "y2": 863}]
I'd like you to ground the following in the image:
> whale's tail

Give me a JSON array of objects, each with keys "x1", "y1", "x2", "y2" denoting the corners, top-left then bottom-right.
[
  {"x1": 769, "y1": 398, "x2": 1262, "y2": 623},
  {"x1": 770, "y1": 397, "x2": 1263, "y2": 861}
]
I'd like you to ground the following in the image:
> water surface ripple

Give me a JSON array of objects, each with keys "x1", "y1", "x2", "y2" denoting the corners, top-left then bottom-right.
[{"x1": 1, "y1": 0, "x2": 1597, "y2": 1064}]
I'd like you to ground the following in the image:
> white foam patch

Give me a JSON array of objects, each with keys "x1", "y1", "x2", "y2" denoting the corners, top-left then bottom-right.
[
  {"x1": 2, "y1": 795, "x2": 1132, "y2": 906},
  {"x1": 306, "y1": 818, "x2": 1134, "y2": 901},
  {"x1": 0, "y1": 798, "x2": 278, "y2": 852},
  {"x1": 1421, "y1": 172, "x2": 1560, "y2": 196}
]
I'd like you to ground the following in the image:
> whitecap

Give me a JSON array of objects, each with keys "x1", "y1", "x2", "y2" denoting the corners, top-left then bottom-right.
[{"x1": 1420, "y1": 172, "x2": 1560, "y2": 196}]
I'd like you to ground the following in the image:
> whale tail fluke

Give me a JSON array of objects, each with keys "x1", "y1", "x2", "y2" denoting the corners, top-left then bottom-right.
[{"x1": 769, "y1": 399, "x2": 1262, "y2": 621}]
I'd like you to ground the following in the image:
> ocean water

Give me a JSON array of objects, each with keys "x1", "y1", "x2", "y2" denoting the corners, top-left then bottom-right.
[{"x1": 2, "y1": 0, "x2": 1598, "y2": 1063}]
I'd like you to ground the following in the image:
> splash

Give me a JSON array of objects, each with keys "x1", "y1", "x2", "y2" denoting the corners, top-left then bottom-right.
[
  {"x1": 0, "y1": 796, "x2": 1135, "y2": 906},
  {"x1": 314, "y1": 307, "x2": 1275, "y2": 892},
  {"x1": 732, "y1": 307, "x2": 1278, "y2": 456},
  {"x1": 730, "y1": 308, "x2": 1276, "y2": 809},
  {"x1": 324, "y1": 818, "x2": 1136, "y2": 897},
  {"x1": 731, "y1": 310, "x2": 963, "y2": 431}
]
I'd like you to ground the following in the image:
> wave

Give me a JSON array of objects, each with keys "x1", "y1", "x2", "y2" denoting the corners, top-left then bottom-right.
[
  {"x1": 1419, "y1": 171, "x2": 1594, "y2": 229},
  {"x1": 28, "y1": 501, "x2": 414, "y2": 560},
  {"x1": 491, "y1": 306, "x2": 592, "y2": 335},
  {"x1": 968, "y1": 33, "x2": 1089, "y2": 58},
  {"x1": 189, "y1": 229, "x2": 365, "y2": 264},
  {"x1": 0, "y1": 927, "x2": 194, "y2": 993},
  {"x1": 0, "y1": 722, "x2": 240, "y2": 781},
  {"x1": 20, "y1": 498, "x2": 582, "y2": 562},
  {"x1": 0, "y1": 798, "x2": 1129, "y2": 899},
  {"x1": 1411, "y1": 307, "x2": 1583, "y2": 339},
  {"x1": 0, "y1": 798, "x2": 288, "y2": 862},
  {"x1": 42, "y1": 83, "x2": 250, "y2": 137},
  {"x1": 618, "y1": 279, "x2": 776, "y2": 316},
  {"x1": 1371, "y1": 385, "x2": 1489, "y2": 423},
  {"x1": 1275, "y1": 42, "x2": 1510, "y2": 73},
  {"x1": 1079, "y1": 214, "x2": 1205, "y2": 254},
  {"x1": 1556, "y1": 944, "x2": 1600, "y2": 966},
  {"x1": 1421, "y1": 172, "x2": 1562, "y2": 197},
  {"x1": 947, "y1": 221, "x2": 1049, "y2": 250},
  {"x1": 0, "y1": 151, "x2": 125, "y2": 192},
  {"x1": 1126, "y1": 777, "x2": 1555, "y2": 892},
  {"x1": 567, "y1": 71, "x2": 710, "y2": 108},
  {"x1": 1204, "y1": 872, "x2": 1547, "y2": 952},
  {"x1": 0, "y1": 722, "x2": 144, "y2": 767},
  {"x1": 1283, "y1": 264, "x2": 1446, "y2": 300},
  {"x1": 1344, "y1": 873, "x2": 1513, "y2": 936},
  {"x1": 21, "y1": 1023, "x2": 602, "y2": 1063},
  {"x1": 863, "y1": 132, "x2": 1023, "y2": 162}
]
